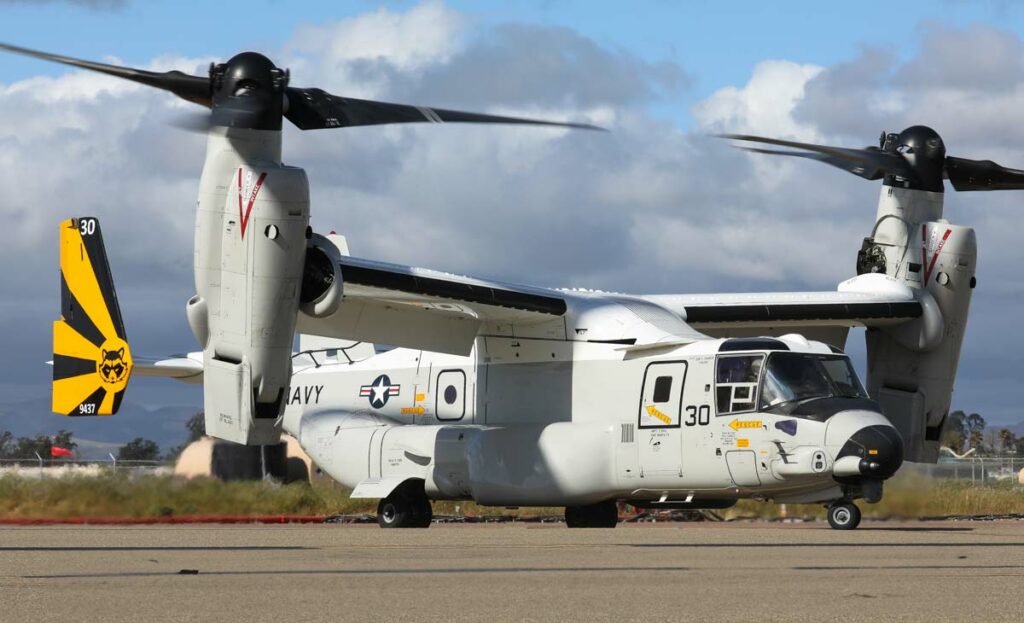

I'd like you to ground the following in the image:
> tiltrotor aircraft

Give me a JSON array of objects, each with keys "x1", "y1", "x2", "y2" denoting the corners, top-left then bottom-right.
[{"x1": 11, "y1": 42, "x2": 1024, "y2": 530}]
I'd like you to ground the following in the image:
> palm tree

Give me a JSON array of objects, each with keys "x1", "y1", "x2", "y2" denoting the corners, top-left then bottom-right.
[
  {"x1": 969, "y1": 430, "x2": 985, "y2": 453},
  {"x1": 998, "y1": 429, "x2": 1016, "y2": 455}
]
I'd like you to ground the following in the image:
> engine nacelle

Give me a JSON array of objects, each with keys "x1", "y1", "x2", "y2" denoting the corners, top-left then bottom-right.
[
  {"x1": 299, "y1": 233, "x2": 344, "y2": 318},
  {"x1": 190, "y1": 127, "x2": 310, "y2": 445},
  {"x1": 860, "y1": 186, "x2": 977, "y2": 462}
]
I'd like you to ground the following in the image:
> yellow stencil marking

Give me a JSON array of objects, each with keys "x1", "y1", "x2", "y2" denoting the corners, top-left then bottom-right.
[
  {"x1": 401, "y1": 406, "x2": 425, "y2": 415},
  {"x1": 737, "y1": 438, "x2": 750, "y2": 448},
  {"x1": 415, "y1": 393, "x2": 426, "y2": 402},
  {"x1": 729, "y1": 419, "x2": 762, "y2": 431},
  {"x1": 646, "y1": 405, "x2": 672, "y2": 425}
]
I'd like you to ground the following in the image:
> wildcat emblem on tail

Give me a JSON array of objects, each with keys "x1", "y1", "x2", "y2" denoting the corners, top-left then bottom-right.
[{"x1": 52, "y1": 217, "x2": 133, "y2": 416}]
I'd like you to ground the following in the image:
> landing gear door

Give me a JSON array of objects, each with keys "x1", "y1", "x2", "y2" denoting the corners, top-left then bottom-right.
[{"x1": 637, "y1": 361, "x2": 687, "y2": 477}]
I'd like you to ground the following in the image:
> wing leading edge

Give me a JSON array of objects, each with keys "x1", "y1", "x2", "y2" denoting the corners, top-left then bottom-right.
[
  {"x1": 297, "y1": 254, "x2": 570, "y2": 356},
  {"x1": 645, "y1": 274, "x2": 925, "y2": 347},
  {"x1": 298, "y1": 241, "x2": 924, "y2": 355}
]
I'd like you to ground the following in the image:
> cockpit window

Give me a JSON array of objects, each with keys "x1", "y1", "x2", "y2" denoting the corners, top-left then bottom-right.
[
  {"x1": 715, "y1": 354, "x2": 764, "y2": 415},
  {"x1": 760, "y1": 353, "x2": 867, "y2": 413}
]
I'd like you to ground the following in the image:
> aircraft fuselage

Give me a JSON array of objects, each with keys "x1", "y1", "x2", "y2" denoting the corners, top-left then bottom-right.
[{"x1": 282, "y1": 334, "x2": 902, "y2": 510}]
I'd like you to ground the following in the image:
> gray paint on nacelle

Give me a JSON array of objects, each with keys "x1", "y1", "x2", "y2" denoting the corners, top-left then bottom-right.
[{"x1": 193, "y1": 127, "x2": 310, "y2": 445}]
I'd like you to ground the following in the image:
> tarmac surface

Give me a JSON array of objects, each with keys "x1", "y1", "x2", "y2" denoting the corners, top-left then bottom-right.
[{"x1": 1, "y1": 520, "x2": 1023, "y2": 623}]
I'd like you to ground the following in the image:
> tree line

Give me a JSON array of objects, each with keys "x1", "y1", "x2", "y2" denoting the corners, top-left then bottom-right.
[
  {"x1": 0, "y1": 412, "x2": 206, "y2": 462},
  {"x1": 940, "y1": 411, "x2": 1023, "y2": 456}
]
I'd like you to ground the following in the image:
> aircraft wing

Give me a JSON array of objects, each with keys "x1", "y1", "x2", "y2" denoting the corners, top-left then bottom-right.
[
  {"x1": 296, "y1": 255, "x2": 570, "y2": 356},
  {"x1": 644, "y1": 274, "x2": 924, "y2": 347},
  {"x1": 299, "y1": 255, "x2": 926, "y2": 354}
]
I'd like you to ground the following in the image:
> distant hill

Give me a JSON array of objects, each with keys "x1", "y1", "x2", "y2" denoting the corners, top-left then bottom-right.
[
  {"x1": 0, "y1": 396, "x2": 198, "y2": 459},
  {"x1": 72, "y1": 437, "x2": 126, "y2": 460},
  {"x1": 984, "y1": 420, "x2": 1024, "y2": 436}
]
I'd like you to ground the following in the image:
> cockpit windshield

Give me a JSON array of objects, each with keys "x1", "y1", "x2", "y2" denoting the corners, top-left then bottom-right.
[{"x1": 760, "y1": 352, "x2": 868, "y2": 413}]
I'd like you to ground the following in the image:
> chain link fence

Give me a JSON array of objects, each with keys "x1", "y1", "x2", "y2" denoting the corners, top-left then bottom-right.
[
  {"x1": 0, "y1": 458, "x2": 172, "y2": 478},
  {"x1": 909, "y1": 457, "x2": 1023, "y2": 484}
]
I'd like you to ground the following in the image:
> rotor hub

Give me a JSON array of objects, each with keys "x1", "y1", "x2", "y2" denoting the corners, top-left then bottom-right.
[
  {"x1": 209, "y1": 52, "x2": 289, "y2": 131},
  {"x1": 884, "y1": 125, "x2": 946, "y2": 192}
]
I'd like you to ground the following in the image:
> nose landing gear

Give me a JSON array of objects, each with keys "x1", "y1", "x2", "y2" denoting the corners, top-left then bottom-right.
[{"x1": 826, "y1": 501, "x2": 862, "y2": 530}]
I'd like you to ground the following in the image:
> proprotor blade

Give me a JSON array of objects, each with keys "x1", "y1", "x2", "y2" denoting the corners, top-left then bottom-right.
[
  {"x1": 945, "y1": 156, "x2": 1024, "y2": 191},
  {"x1": 0, "y1": 42, "x2": 211, "y2": 107},
  {"x1": 740, "y1": 147, "x2": 886, "y2": 180},
  {"x1": 285, "y1": 87, "x2": 604, "y2": 131},
  {"x1": 722, "y1": 133, "x2": 916, "y2": 180}
]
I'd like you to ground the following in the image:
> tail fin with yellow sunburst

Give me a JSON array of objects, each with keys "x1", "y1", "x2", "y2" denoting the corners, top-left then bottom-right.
[{"x1": 52, "y1": 217, "x2": 132, "y2": 416}]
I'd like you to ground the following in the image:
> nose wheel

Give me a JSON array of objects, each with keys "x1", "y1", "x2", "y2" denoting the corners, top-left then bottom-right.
[{"x1": 826, "y1": 501, "x2": 862, "y2": 530}]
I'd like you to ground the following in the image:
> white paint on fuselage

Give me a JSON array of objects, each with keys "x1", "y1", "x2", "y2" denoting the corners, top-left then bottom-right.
[{"x1": 281, "y1": 330, "x2": 885, "y2": 508}]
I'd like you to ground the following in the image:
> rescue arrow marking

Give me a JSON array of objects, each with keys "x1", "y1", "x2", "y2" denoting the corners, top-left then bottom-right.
[
  {"x1": 729, "y1": 419, "x2": 762, "y2": 431},
  {"x1": 646, "y1": 405, "x2": 672, "y2": 425}
]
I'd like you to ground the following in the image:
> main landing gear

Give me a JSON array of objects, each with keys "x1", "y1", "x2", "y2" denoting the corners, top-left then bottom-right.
[
  {"x1": 565, "y1": 500, "x2": 619, "y2": 528},
  {"x1": 377, "y1": 482, "x2": 433, "y2": 529},
  {"x1": 826, "y1": 501, "x2": 862, "y2": 530}
]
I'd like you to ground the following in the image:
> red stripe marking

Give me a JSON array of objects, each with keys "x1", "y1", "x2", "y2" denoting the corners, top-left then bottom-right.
[
  {"x1": 924, "y1": 228, "x2": 952, "y2": 283},
  {"x1": 921, "y1": 224, "x2": 928, "y2": 280},
  {"x1": 237, "y1": 169, "x2": 268, "y2": 239},
  {"x1": 0, "y1": 515, "x2": 327, "y2": 525}
]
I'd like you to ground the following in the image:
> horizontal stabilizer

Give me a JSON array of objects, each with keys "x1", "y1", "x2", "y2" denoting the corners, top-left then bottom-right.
[{"x1": 133, "y1": 352, "x2": 204, "y2": 383}]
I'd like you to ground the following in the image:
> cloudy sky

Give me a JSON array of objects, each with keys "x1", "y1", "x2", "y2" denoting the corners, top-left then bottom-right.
[{"x1": 2, "y1": 0, "x2": 1024, "y2": 428}]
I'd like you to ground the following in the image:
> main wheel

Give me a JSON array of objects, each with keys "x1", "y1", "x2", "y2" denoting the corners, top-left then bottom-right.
[
  {"x1": 827, "y1": 501, "x2": 862, "y2": 530},
  {"x1": 565, "y1": 500, "x2": 618, "y2": 528},
  {"x1": 410, "y1": 497, "x2": 433, "y2": 528},
  {"x1": 377, "y1": 494, "x2": 414, "y2": 528}
]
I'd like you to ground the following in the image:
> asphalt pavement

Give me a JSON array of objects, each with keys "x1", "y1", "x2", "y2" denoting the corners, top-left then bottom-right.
[{"x1": 2, "y1": 520, "x2": 1022, "y2": 622}]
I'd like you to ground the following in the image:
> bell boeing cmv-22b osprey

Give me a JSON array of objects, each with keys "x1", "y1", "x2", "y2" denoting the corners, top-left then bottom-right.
[{"x1": 12, "y1": 43, "x2": 1022, "y2": 530}]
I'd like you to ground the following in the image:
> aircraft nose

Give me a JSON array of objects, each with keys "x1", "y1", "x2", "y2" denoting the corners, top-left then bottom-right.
[{"x1": 833, "y1": 424, "x2": 904, "y2": 480}]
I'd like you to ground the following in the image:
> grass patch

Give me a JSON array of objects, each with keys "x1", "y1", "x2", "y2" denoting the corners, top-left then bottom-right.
[
  {"x1": 0, "y1": 473, "x2": 354, "y2": 518},
  {"x1": 724, "y1": 471, "x2": 1024, "y2": 520},
  {"x1": 0, "y1": 473, "x2": 559, "y2": 519},
  {"x1": 0, "y1": 470, "x2": 1020, "y2": 520}
]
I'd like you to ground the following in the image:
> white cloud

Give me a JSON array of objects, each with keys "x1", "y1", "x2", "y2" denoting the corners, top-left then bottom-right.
[
  {"x1": 283, "y1": 1, "x2": 466, "y2": 99},
  {"x1": 693, "y1": 60, "x2": 823, "y2": 140}
]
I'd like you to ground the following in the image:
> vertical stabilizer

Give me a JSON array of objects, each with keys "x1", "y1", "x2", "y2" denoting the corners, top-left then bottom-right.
[{"x1": 52, "y1": 217, "x2": 133, "y2": 416}]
